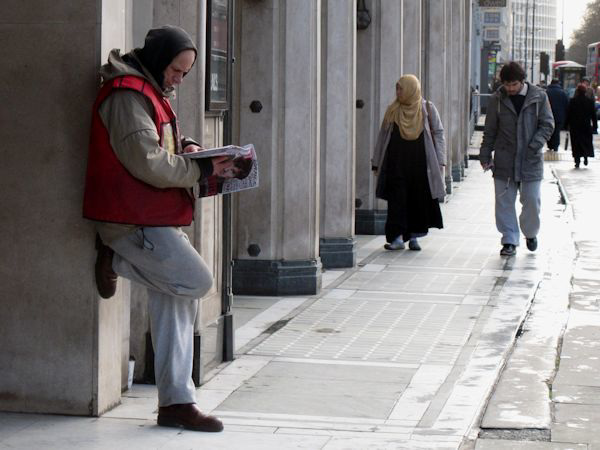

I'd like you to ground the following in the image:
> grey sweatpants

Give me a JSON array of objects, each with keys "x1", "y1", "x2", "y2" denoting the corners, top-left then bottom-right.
[
  {"x1": 110, "y1": 227, "x2": 213, "y2": 407},
  {"x1": 494, "y1": 178, "x2": 541, "y2": 246}
]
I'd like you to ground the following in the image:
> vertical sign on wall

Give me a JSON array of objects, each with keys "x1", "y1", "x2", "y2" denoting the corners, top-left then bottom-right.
[{"x1": 206, "y1": 0, "x2": 229, "y2": 111}]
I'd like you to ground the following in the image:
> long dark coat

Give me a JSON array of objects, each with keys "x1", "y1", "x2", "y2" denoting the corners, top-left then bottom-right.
[
  {"x1": 546, "y1": 83, "x2": 569, "y2": 150},
  {"x1": 546, "y1": 83, "x2": 569, "y2": 125},
  {"x1": 565, "y1": 94, "x2": 598, "y2": 158}
]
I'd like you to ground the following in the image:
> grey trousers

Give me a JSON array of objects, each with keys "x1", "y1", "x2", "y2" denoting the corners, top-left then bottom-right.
[
  {"x1": 110, "y1": 227, "x2": 213, "y2": 406},
  {"x1": 494, "y1": 178, "x2": 541, "y2": 246}
]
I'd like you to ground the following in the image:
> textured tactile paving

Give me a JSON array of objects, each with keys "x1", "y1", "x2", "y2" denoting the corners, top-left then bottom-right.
[
  {"x1": 340, "y1": 270, "x2": 497, "y2": 295},
  {"x1": 249, "y1": 299, "x2": 481, "y2": 364}
]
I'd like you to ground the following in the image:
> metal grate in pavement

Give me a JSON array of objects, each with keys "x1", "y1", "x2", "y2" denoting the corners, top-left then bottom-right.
[{"x1": 248, "y1": 299, "x2": 481, "y2": 364}]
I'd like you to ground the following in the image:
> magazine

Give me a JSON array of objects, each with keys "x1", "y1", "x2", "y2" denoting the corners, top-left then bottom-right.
[{"x1": 181, "y1": 144, "x2": 259, "y2": 198}]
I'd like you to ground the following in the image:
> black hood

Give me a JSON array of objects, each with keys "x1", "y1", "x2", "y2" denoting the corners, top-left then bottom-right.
[{"x1": 131, "y1": 25, "x2": 197, "y2": 89}]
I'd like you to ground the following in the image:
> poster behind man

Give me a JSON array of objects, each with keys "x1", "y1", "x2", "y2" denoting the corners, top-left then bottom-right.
[{"x1": 181, "y1": 144, "x2": 259, "y2": 198}]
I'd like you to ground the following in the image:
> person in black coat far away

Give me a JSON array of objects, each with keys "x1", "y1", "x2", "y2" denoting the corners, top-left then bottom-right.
[
  {"x1": 565, "y1": 83, "x2": 598, "y2": 168},
  {"x1": 545, "y1": 79, "x2": 569, "y2": 151}
]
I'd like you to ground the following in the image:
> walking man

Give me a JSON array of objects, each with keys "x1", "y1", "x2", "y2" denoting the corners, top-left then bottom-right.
[
  {"x1": 479, "y1": 62, "x2": 554, "y2": 257},
  {"x1": 83, "y1": 25, "x2": 238, "y2": 432},
  {"x1": 545, "y1": 79, "x2": 569, "y2": 151}
]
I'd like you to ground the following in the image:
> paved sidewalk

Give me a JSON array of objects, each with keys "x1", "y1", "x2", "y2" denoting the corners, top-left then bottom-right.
[{"x1": 0, "y1": 147, "x2": 563, "y2": 449}]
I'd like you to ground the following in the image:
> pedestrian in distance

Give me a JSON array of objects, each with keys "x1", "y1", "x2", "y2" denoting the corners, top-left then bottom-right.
[
  {"x1": 82, "y1": 25, "x2": 239, "y2": 433},
  {"x1": 479, "y1": 61, "x2": 554, "y2": 257},
  {"x1": 545, "y1": 79, "x2": 569, "y2": 151},
  {"x1": 565, "y1": 83, "x2": 598, "y2": 168},
  {"x1": 581, "y1": 77, "x2": 596, "y2": 101},
  {"x1": 372, "y1": 75, "x2": 446, "y2": 252}
]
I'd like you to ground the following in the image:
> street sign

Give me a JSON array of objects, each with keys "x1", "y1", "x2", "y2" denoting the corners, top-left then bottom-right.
[{"x1": 479, "y1": 0, "x2": 507, "y2": 6}]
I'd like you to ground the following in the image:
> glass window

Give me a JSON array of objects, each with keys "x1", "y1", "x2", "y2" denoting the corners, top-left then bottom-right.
[
  {"x1": 483, "y1": 11, "x2": 501, "y2": 24},
  {"x1": 206, "y1": 0, "x2": 229, "y2": 111}
]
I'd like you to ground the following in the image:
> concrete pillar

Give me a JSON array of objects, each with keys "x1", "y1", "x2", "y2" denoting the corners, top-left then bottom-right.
[
  {"x1": 232, "y1": 0, "x2": 322, "y2": 295},
  {"x1": 423, "y1": 1, "x2": 451, "y2": 194},
  {"x1": 355, "y1": 0, "x2": 403, "y2": 234},
  {"x1": 319, "y1": 0, "x2": 357, "y2": 269},
  {"x1": 401, "y1": 0, "x2": 421, "y2": 79},
  {"x1": 449, "y1": 0, "x2": 463, "y2": 183},
  {"x1": 0, "y1": 1, "x2": 121, "y2": 415},
  {"x1": 463, "y1": 0, "x2": 472, "y2": 169}
]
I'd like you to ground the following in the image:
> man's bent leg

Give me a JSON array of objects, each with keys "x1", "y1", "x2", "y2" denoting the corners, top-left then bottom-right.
[
  {"x1": 519, "y1": 180, "x2": 542, "y2": 239},
  {"x1": 110, "y1": 227, "x2": 213, "y2": 300},
  {"x1": 494, "y1": 177, "x2": 519, "y2": 245}
]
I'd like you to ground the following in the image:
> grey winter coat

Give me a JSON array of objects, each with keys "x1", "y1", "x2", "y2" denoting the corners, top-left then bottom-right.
[
  {"x1": 479, "y1": 82, "x2": 554, "y2": 182},
  {"x1": 372, "y1": 100, "x2": 447, "y2": 200}
]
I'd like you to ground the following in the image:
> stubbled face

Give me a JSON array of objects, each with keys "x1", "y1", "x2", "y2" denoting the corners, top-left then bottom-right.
[
  {"x1": 503, "y1": 80, "x2": 524, "y2": 96},
  {"x1": 163, "y1": 49, "x2": 195, "y2": 89}
]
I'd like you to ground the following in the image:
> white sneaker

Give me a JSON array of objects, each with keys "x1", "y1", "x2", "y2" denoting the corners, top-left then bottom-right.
[{"x1": 384, "y1": 237, "x2": 405, "y2": 250}]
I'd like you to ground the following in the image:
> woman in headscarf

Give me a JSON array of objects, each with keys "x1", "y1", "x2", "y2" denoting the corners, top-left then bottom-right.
[
  {"x1": 371, "y1": 75, "x2": 446, "y2": 251},
  {"x1": 565, "y1": 83, "x2": 598, "y2": 168}
]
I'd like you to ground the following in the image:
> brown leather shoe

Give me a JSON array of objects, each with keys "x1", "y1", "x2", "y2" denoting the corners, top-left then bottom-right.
[
  {"x1": 157, "y1": 403, "x2": 224, "y2": 432},
  {"x1": 95, "y1": 234, "x2": 117, "y2": 299}
]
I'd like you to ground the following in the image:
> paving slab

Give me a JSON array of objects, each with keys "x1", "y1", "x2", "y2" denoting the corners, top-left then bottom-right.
[
  {"x1": 475, "y1": 439, "x2": 586, "y2": 449},
  {"x1": 216, "y1": 361, "x2": 414, "y2": 419},
  {"x1": 553, "y1": 384, "x2": 600, "y2": 405},
  {"x1": 553, "y1": 323, "x2": 600, "y2": 388},
  {"x1": 552, "y1": 403, "x2": 600, "y2": 444}
]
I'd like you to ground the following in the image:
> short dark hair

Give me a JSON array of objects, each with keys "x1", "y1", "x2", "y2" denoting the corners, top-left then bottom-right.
[
  {"x1": 550, "y1": 79, "x2": 559, "y2": 84},
  {"x1": 575, "y1": 83, "x2": 587, "y2": 96},
  {"x1": 500, "y1": 62, "x2": 525, "y2": 83}
]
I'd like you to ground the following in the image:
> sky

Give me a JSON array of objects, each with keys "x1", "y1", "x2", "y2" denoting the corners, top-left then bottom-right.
[{"x1": 558, "y1": 0, "x2": 594, "y2": 47}]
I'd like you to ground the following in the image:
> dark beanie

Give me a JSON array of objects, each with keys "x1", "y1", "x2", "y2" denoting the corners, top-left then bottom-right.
[{"x1": 135, "y1": 25, "x2": 197, "y2": 88}]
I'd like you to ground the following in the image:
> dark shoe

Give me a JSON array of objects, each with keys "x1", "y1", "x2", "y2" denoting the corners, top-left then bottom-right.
[
  {"x1": 408, "y1": 239, "x2": 421, "y2": 251},
  {"x1": 158, "y1": 403, "x2": 224, "y2": 432},
  {"x1": 95, "y1": 234, "x2": 117, "y2": 299},
  {"x1": 500, "y1": 244, "x2": 516, "y2": 257},
  {"x1": 575, "y1": 162, "x2": 580, "y2": 168},
  {"x1": 526, "y1": 237, "x2": 538, "y2": 251},
  {"x1": 584, "y1": 157, "x2": 589, "y2": 166}
]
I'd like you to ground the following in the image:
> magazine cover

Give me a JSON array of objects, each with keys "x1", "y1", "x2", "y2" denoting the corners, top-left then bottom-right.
[{"x1": 181, "y1": 144, "x2": 259, "y2": 198}]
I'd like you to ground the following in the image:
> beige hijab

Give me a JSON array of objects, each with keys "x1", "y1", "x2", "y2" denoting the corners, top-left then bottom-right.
[{"x1": 383, "y1": 74, "x2": 423, "y2": 140}]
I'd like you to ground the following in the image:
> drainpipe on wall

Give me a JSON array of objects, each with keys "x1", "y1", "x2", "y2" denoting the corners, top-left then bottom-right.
[{"x1": 222, "y1": 0, "x2": 235, "y2": 362}]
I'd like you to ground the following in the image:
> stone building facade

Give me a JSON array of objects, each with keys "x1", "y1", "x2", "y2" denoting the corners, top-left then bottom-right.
[{"x1": 0, "y1": 0, "x2": 471, "y2": 416}]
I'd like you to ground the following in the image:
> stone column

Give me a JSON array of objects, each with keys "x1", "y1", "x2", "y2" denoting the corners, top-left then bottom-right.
[
  {"x1": 423, "y1": 1, "x2": 450, "y2": 193},
  {"x1": 319, "y1": 0, "x2": 357, "y2": 269},
  {"x1": 0, "y1": 1, "x2": 122, "y2": 416},
  {"x1": 401, "y1": 0, "x2": 421, "y2": 79},
  {"x1": 463, "y1": 0, "x2": 472, "y2": 170},
  {"x1": 232, "y1": 0, "x2": 322, "y2": 295},
  {"x1": 355, "y1": 0, "x2": 403, "y2": 234},
  {"x1": 449, "y1": 0, "x2": 463, "y2": 183}
]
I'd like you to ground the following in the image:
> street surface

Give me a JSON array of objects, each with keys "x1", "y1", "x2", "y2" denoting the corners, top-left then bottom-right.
[{"x1": 1, "y1": 131, "x2": 599, "y2": 449}]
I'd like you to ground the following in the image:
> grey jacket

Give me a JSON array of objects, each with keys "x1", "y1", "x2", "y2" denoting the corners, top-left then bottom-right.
[
  {"x1": 479, "y1": 82, "x2": 554, "y2": 182},
  {"x1": 372, "y1": 100, "x2": 446, "y2": 200}
]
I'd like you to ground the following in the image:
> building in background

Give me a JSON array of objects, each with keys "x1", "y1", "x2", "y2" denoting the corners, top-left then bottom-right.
[{"x1": 511, "y1": 0, "x2": 558, "y2": 84}]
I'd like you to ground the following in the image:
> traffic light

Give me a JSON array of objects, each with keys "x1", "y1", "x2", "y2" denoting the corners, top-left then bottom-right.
[
  {"x1": 555, "y1": 39, "x2": 565, "y2": 62},
  {"x1": 540, "y1": 52, "x2": 549, "y2": 76}
]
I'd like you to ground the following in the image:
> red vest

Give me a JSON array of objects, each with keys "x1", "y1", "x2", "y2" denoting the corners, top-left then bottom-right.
[{"x1": 83, "y1": 76, "x2": 194, "y2": 226}]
